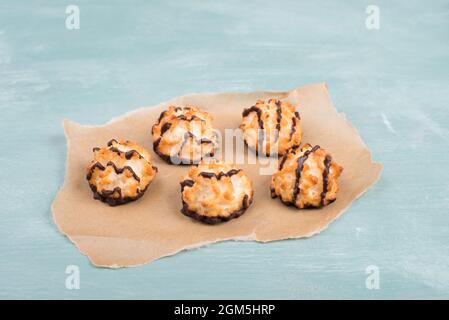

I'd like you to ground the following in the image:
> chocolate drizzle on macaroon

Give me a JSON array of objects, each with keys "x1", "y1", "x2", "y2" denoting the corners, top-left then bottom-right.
[
  {"x1": 240, "y1": 99, "x2": 302, "y2": 157},
  {"x1": 274, "y1": 99, "x2": 282, "y2": 142},
  {"x1": 291, "y1": 145, "x2": 320, "y2": 204},
  {"x1": 198, "y1": 169, "x2": 241, "y2": 180},
  {"x1": 320, "y1": 155, "x2": 332, "y2": 206},
  {"x1": 86, "y1": 139, "x2": 157, "y2": 206},
  {"x1": 242, "y1": 105, "x2": 265, "y2": 156},
  {"x1": 152, "y1": 106, "x2": 217, "y2": 165},
  {"x1": 180, "y1": 161, "x2": 254, "y2": 224},
  {"x1": 270, "y1": 144, "x2": 343, "y2": 209}
]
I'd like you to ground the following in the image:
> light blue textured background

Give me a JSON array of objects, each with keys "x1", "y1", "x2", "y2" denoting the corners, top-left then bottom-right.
[{"x1": 1, "y1": 0, "x2": 448, "y2": 299}]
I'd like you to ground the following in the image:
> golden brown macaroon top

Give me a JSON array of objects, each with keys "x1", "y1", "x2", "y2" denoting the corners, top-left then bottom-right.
[
  {"x1": 152, "y1": 105, "x2": 217, "y2": 164},
  {"x1": 270, "y1": 143, "x2": 343, "y2": 209},
  {"x1": 240, "y1": 99, "x2": 302, "y2": 156},
  {"x1": 86, "y1": 139, "x2": 157, "y2": 206}
]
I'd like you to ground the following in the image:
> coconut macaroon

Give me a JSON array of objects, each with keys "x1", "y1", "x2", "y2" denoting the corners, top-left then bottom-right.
[
  {"x1": 86, "y1": 139, "x2": 158, "y2": 206},
  {"x1": 180, "y1": 160, "x2": 254, "y2": 224},
  {"x1": 270, "y1": 144, "x2": 343, "y2": 209},
  {"x1": 151, "y1": 105, "x2": 218, "y2": 165},
  {"x1": 240, "y1": 99, "x2": 302, "y2": 157}
]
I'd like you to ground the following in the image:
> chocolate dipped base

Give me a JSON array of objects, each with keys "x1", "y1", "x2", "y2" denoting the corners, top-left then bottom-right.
[{"x1": 89, "y1": 183, "x2": 149, "y2": 206}]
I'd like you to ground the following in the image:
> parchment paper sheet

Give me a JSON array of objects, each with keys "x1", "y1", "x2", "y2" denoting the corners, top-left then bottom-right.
[{"x1": 52, "y1": 83, "x2": 383, "y2": 268}]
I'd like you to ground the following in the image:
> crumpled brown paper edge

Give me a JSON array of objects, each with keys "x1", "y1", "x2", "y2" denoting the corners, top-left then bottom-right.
[{"x1": 51, "y1": 83, "x2": 383, "y2": 268}]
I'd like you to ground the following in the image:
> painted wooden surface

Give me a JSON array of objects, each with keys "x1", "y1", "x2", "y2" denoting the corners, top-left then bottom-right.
[{"x1": 0, "y1": 0, "x2": 448, "y2": 299}]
